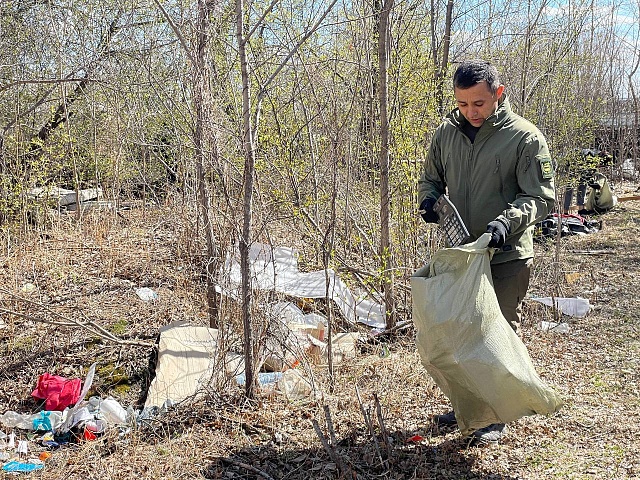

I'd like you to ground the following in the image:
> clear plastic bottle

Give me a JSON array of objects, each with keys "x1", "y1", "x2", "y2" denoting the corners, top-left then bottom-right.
[
  {"x1": 538, "y1": 321, "x2": 570, "y2": 333},
  {"x1": 0, "y1": 411, "x2": 34, "y2": 430},
  {"x1": 99, "y1": 397, "x2": 128, "y2": 424}
]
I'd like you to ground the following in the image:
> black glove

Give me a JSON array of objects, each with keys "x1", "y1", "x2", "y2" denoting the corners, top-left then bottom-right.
[
  {"x1": 419, "y1": 198, "x2": 439, "y2": 224},
  {"x1": 486, "y1": 219, "x2": 510, "y2": 248}
]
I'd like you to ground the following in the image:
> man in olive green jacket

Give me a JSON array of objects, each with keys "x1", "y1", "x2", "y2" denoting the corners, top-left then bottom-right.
[{"x1": 418, "y1": 59, "x2": 555, "y2": 445}]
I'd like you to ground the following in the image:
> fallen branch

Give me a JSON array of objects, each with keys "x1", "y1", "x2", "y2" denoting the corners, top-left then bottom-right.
[
  {"x1": 568, "y1": 249, "x2": 615, "y2": 255},
  {"x1": 220, "y1": 457, "x2": 276, "y2": 480},
  {"x1": 618, "y1": 195, "x2": 640, "y2": 202},
  {"x1": 0, "y1": 289, "x2": 152, "y2": 347},
  {"x1": 370, "y1": 319, "x2": 413, "y2": 338},
  {"x1": 323, "y1": 404, "x2": 339, "y2": 447}
]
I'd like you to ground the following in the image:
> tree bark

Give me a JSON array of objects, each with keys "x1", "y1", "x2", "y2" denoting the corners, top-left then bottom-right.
[
  {"x1": 378, "y1": 0, "x2": 395, "y2": 329},
  {"x1": 431, "y1": 0, "x2": 453, "y2": 116},
  {"x1": 237, "y1": 0, "x2": 257, "y2": 398},
  {"x1": 194, "y1": 0, "x2": 221, "y2": 329}
]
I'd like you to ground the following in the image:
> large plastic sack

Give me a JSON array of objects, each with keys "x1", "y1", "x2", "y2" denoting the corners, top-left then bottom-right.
[
  {"x1": 585, "y1": 173, "x2": 617, "y2": 213},
  {"x1": 411, "y1": 233, "x2": 562, "y2": 435}
]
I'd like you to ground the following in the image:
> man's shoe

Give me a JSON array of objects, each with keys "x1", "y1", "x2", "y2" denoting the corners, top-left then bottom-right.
[
  {"x1": 470, "y1": 423, "x2": 506, "y2": 446},
  {"x1": 433, "y1": 410, "x2": 457, "y2": 426}
]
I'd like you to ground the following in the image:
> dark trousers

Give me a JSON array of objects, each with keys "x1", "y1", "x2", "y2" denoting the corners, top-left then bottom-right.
[{"x1": 491, "y1": 258, "x2": 533, "y2": 333}]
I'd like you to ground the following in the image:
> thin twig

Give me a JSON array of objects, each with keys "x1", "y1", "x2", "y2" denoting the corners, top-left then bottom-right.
[
  {"x1": 0, "y1": 308, "x2": 76, "y2": 327},
  {"x1": 323, "y1": 404, "x2": 338, "y2": 447},
  {"x1": 373, "y1": 393, "x2": 392, "y2": 461},
  {"x1": 312, "y1": 412, "x2": 350, "y2": 476},
  {"x1": 355, "y1": 385, "x2": 383, "y2": 466},
  {"x1": 312, "y1": 418, "x2": 339, "y2": 465}
]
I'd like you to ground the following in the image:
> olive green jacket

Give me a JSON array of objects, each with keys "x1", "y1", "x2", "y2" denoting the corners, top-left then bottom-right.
[{"x1": 418, "y1": 95, "x2": 555, "y2": 264}]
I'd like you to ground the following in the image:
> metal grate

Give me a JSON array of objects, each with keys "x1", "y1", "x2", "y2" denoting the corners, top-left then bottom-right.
[{"x1": 433, "y1": 194, "x2": 471, "y2": 247}]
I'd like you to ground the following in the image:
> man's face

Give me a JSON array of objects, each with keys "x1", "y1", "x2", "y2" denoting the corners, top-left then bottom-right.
[{"x1": 454, "y1": 81, "x2": 505, "y2": 128}]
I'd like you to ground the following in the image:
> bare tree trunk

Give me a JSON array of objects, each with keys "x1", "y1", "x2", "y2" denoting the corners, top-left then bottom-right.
[
  {"x1": 236, "y1": 0, "x2": 256, "y2": 398},
  {"x1": 431, "y1": 0, "x2": 453, "y2": 115},
  {"x1": 378, "y1": 0, "x2": 395, "y2": 329},
  {"x1": 194, "y1": 0, "x2": 220, "y2": 329},
  {"x1": 628, "y1": 41, "x2": 640, "y2": 165},
  {"x1": 324, "y1": 142, "x2": 338, "y2": 390}
]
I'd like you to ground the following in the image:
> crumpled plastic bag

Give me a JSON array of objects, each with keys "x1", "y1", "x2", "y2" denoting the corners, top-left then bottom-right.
[
  {"x1": 32, "y1": 373, "x2": 82, "y2": 411},
  {"x1": 411, "y1": 233, "x2": 562, "y2": 435}
]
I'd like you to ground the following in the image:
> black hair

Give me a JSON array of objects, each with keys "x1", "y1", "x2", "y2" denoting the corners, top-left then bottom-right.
[{"x1": 453, "y1": 60, "x2": 501, "y2": 94}]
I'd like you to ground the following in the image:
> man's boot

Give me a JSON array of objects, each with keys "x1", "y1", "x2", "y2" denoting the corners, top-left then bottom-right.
[
  {"x1": 470, "y1": 423, "x2": 506, "y2": 446},
  {"x1": 433, "y1": 410, "x2": 457, "y2": 427}
]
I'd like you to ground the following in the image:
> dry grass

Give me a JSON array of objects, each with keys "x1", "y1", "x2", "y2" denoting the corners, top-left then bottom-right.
[{"x1": 1, "y1": 191, "x2": 640, "y2": 479}]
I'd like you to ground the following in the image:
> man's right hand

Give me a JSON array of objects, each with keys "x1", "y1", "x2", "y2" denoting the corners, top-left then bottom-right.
[{"x1": 419, "y1": 198, "x2": 439, "y2": 224}]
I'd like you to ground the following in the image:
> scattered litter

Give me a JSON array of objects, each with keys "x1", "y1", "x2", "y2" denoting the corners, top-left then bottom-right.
[
  {"x1": 32, "y1": 411, "x2": 55, "y2": 431},
  {"x1": 135, "y1": 287, "x2": 158, "y2": 302},
  {"x1": 16, "y1": 440, "x2": 28, "y2": 456},
  {"x1": 20, "y1": 283, "x2": 37, "y2": 294},
  {"x1": 2, "y1": 460, "x2": 44, "y2": 473},
  {"x1": 58, "y1": 363, "x2": 97, "y2": 434},
  {"x1": 307, "y1": 332, "x2": 360, "y2": 365},
  {"x1": 263, "y1": 302, "x2": 326, "y2": 371},
  {"x1": 278, "y1": 369, "x2": 314, "y2": 401},
  {"x1": 538, "y1": 321, "x2": 570, "y2": 333},
  {"x1": 98, "y1": 397, "x2": 129, "y2": 425},
  {"x1": 622, "y1": 158, "x2": 637, "y2": 180},
  {"x1": 83, "y1": 427, "x2": 97, "y2": 441},
  {"x1": 536, "y1": 213, "x2": 601, "y2": 238},
  {"x1": 27, "y1": 186, "x2": 102, "y2": 208},
  {"x1": 0, "y1": 411, "x2": 63, "y2": 431},
  {"x1": 219, "y1": 242, "x2": 386, "y2": 328},
  {"x1": 32, "y1": 372, "x2": 82, "y2": 411},
  {"x1": 235, "y1": 372, "x2": 283, "y2": 388},
  {"x1": 0, "y1": 363, "x2": 141, "y2": 474},
  {"x1": 564, "y1": 272, "x2": 583, "y2": 285},
  {"x1": 530, "y1": 297, "x2": 590, "y2": 317}
]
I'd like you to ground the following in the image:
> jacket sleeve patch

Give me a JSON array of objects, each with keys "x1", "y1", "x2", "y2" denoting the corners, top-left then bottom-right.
[{"x1": 539, "y1": 155, "x2": 554, "y2": 179}]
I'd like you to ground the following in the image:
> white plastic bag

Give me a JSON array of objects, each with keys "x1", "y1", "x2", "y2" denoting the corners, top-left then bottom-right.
[{"x1": 411, "y1": 233, "x2": 562, "y2": 435}]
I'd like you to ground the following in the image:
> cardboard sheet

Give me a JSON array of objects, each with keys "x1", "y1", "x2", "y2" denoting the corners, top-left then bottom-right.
[{"x1": 144, "y1": 322, "x2": 229, "y2": 408}]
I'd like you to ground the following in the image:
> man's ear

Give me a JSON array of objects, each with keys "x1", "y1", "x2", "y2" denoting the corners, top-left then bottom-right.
[{"x1": 496, "y1": 85, "x2": 505, "y2": 98}]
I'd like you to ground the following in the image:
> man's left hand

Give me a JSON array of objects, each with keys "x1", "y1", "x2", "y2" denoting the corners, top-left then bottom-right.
[{"x1": 486, "y1": 219, "x2": 510, "y2": 248}]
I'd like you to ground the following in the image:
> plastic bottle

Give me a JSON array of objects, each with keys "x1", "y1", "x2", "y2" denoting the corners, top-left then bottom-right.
[
  {"x1": 538, "y1": 321, "x2": 570, "y2": 333},
  {"x1": 100, "y1": 397, "x2": 128, "y2": 425},
  {"x1": 0, "y1": 411, "x2": 35, "y2": 430},
  {"x1": 235, "y1": 372, "x2": 283, "y2": 387},
  {"x1": 279, "y1": 369, "x2": 313, "y2": 401},
  {"x1": 135, "y1": 287, "x2": 158, "y2": 302}
]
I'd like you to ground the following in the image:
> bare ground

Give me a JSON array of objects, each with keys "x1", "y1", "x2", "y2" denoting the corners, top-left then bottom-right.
[{"x1": 1, "y1": 193, "x2": 639, "y2": 480}]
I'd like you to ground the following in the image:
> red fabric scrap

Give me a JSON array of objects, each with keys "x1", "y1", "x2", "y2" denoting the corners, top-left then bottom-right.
[{"x1": 32, "y1": 373, "x2": 82, "y2": 411}]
